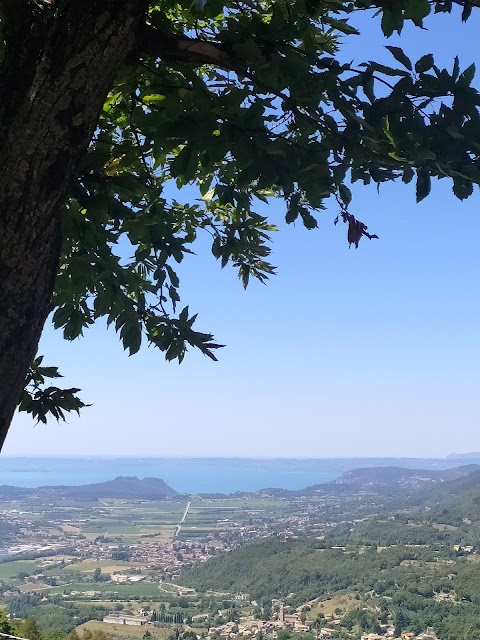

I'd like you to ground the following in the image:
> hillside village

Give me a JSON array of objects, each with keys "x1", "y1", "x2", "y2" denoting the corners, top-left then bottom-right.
[{"x1": 97, "y1": 598, "x2": 440, "y2": 640}]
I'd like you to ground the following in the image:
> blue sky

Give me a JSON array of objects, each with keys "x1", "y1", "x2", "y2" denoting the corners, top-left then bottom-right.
[{"x1": 4, "y1": 8, "x2": 480, "y2": 458}]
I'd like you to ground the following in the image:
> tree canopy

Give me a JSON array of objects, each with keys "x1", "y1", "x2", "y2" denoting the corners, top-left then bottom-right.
[{"x1": 0, "y1": 0, "x2": 479, "y2": 445}]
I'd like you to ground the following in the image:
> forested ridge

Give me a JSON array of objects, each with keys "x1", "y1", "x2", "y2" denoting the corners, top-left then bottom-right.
[
  {"x1": 182, "y1": 535, "x2": 480, "y2": 638},
  {"x1": 182, "y1": 536, "x2": 460, "y2": 598},
  {"x1": 181, "y1": 471, "x2": 480, "y2": 640}
]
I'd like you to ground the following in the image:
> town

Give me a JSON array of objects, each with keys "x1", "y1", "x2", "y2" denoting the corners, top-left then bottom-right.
[{"x1": 1, "y1": 475, "x2": 477, "y2": 640}]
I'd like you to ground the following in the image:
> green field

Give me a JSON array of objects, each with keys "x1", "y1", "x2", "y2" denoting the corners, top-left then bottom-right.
[
  {"x1": 45, "y1": 560, "x2": 139, "y2": 576},
  {"x1": 0, "y1": 496, "x2": 291, "y2": 602},
  {"x1": 50, "y1": 582, "x2": 164, "y2": 598},
  {"x1": 191, "y1": 499, "x2": 285, "y2": 509},
  {"x1": 77, "y1": 620, "x2": 171, "y2": 639},
  {"x1": 0, "y1": 560, "x2": 40, "y2": 578},
  {"x1": 81, "y1": 525, "x2": 144, "y2": 534}
]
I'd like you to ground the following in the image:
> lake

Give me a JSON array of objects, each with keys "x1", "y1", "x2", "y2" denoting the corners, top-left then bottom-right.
[{"x1": 0, "y1": 456, "x2": 469, "y2": 494}]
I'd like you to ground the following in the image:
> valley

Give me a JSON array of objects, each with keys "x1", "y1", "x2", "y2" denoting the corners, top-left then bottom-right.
[{"x1": 1, "y1": 466, "x2": 480, "y2": 640}]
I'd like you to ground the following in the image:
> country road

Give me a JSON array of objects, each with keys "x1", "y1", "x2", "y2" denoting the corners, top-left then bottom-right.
[{"x1": 174, "y1": 500, "x2": 191, "y2": 538}]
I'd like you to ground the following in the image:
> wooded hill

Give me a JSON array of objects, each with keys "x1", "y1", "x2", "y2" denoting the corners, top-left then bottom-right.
[
  {"x1": 0, "y1": 476, "x2": 178, "y2": 500},
  {"x1": 180, "y1": 465, "x2": 480, "y2": 640}
]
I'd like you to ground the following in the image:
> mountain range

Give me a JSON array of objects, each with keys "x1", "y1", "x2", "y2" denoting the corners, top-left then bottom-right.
[
  {"x1": 447, "y1": 452, "x2": 480, "y2": 459},
  {"x1": 331, "y1": 463, "x2": 480, "y2": 490}
]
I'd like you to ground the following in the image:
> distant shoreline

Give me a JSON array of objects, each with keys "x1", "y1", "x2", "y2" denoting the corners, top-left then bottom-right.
[
  {"x1": 1, "y1": 456, "x2": 479, "y2": 494},
  {"x1": 1, "y1": 454, "x2": 474, "y2": 460}
]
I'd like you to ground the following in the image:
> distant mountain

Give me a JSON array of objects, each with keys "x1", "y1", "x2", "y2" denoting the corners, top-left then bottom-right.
[
  {"x1": 361, "y1": 467, "x2": 480, "y2": 529},
  {"x1": 418, "y1": 468, "x2": 480, "y2": 509},
  {"x1": 196, "y1": 464, "x2": 480, "y2": 499},
  {"x1": 2, "y1": 464, "x2": 480, "y2": 502},
  {"x1": 447, "y1": 452, "x2": 480, "y2": 460},
  {"x1": 0, "y1": 476, "x2": 178, "y2": 501},
  {"x1": 329, "y1": 464, "x2": 480, "y2": 491}
]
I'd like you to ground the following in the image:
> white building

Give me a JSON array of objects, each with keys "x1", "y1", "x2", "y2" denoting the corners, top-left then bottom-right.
[{"x1": 103, "y1": 615, "x2": 147, "y2": 626}]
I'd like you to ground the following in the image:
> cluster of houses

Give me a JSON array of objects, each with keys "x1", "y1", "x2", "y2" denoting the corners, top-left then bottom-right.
[
  {"x1": 209, "y1": 620, "x2": 308, "y2": 637},
  {"x1": 209, "y1": 605, "x2": 311, "y2": 638},
  {"x1": 207, "y1": 623, "x2": 438, "y2": 640},
  {"x1": 360, "y1": 632, "x2": 437, "y2": 640},
  {"x1": 452, "y1": 544, "x2": 474, "y2": 553}
]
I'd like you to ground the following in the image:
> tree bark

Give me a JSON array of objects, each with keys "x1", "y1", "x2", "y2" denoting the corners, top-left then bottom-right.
[{"x1": 0, "y1": 0, "x2": 148, "y2": 450}]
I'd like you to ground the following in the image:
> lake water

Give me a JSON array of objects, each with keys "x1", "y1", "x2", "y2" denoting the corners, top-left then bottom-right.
[
  {"x1": 0, "y1": 457, "x2": 338, "y2": 493},
  {"x1": 0, "y1": 457, "x2": 466, "y2": 494}
]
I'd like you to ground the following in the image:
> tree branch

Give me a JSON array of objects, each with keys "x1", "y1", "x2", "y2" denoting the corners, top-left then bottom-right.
[
  {"x1": 140, "y1": 26, "x2": 237, "y2": 70},
  {"x1": 139, "y1": 26, "x2": 326, "y2": 132}
]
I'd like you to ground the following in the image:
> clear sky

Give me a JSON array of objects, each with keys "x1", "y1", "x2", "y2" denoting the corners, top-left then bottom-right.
[{"x1": 4, "y1": 9, "x2": 480, "y2": 458}]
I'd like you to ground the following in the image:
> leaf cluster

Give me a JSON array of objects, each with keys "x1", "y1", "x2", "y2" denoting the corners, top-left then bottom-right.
[
  {"x1": 14, "y1": 0, "x2": 480, "y2": 419},
  {"x1": 18, "y1": 356, "x2": 89, "y2": 424}
]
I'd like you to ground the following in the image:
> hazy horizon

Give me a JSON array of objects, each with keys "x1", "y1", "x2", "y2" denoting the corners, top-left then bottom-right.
[
  {"x1": 1, "y1": 455, "x2": 478, "y2": 493},
  {"x1": 0, "y1": 453, "x2": 477, "y2": 459}
]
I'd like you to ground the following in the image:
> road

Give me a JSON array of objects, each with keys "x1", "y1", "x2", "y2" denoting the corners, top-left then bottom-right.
[{"x1": 174, "y1": 500, "x2": 191, "y2": 538}]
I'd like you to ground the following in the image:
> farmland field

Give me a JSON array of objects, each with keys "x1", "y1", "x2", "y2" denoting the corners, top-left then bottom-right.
[
  {"x1": 76, "y1": 620, "x2": 171, "y2": 639},
  {"x1": 49, "y1": 582, "x2": 165, "y2": 598},
  {"x1": 0, "y1": 560, "x2": 41, "y2": 578}
]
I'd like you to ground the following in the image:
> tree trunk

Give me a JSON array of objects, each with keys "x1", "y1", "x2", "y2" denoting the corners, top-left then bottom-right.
[{"x1": 0, "y1": 0, "x2": 148, "y2": 450}]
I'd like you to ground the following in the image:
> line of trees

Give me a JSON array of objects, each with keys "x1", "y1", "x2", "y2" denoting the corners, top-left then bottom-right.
[{"x1": 151, "y1": 610, "x2": 189, "y2": 625}]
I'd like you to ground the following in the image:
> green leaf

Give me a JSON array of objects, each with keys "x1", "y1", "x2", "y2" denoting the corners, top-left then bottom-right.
[
  {"x1": 325, "y1": 18, "x2": 359, "y2": 35},
  {"x1": 386, "y1": 46, "x2": 412, "y2": 71},
  {"x1": 232, "y1": 39, "x2": 265, "y2": 65},
  {"x1": 39, "y1": 366, "x2": 62, "y2": 379},
  {"x1": 462, "y1": 4, "x2": 472, "y2": 21},
  {"x1": 202, "y1": 187, "x2": 215, "y2": 201},
  {"x1": 53, "y1": 305, "x2": 74, "y2": 329},
  {"x1": 416, "y1": 169, "x2": 431, "y2": 202},
  {"x1": 404, "y1": 0, "x2": 431, "y2": 26},
  {"x1": 381, "y1": 9, "x2": 404, "y2": 36},
  {"x1": 402, "y1": 165, "x2": 414, "y2": 184},
  {"x1": 383, "y1": 116, "x2": 396, "y2": 148},
  {"x1": 452, "y1": 56, "x2": 460, "y2": 81},
  {"x1": 286, "y1": 193, "x2": 300, "y2": 224},
  {"x1": 339, "y1": 184, "x2": 352, "y2": 207},
  {"x1": 415, "y1": 54, "x2": 434, "y2": 74},
  {"x1": 170, "y1": 146, "x2": 193, "y2": 179},
  {"x1": 285, "y1": 208, "x2": 298, "y2": 224},
  {"x1": 362, "y1": 73, "x2": 375, "y2": 103},
  {"x1": 142, "y1": 94, "x2": 166, "y2": 105},
  {"x1": 452, "y1": 178, "x2": 474, "y2": 200},
  {"x1": 300, "y1": 207, "x2": 318, "y2": 230},
  {"x1": 458, "y1": 63, "x2": 475, "y2": 88},
  {"x1": 20, "y1": 358, "x2": 90, "y2": 424},
  {"x1": 367, "y1": 62, "x2": 410, "y2": 77},
  {"x1": 165, "y1": 339, "x2": 185, "y2": 362},
  {"x1": 121, "y1": 319, "x2": 142, "y2": 355},
  {"x1": 166, "y1": 264, "x2": 180, "y2": 288}
]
